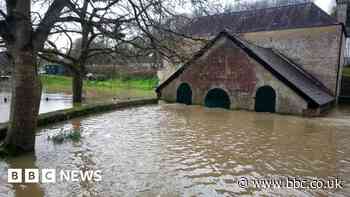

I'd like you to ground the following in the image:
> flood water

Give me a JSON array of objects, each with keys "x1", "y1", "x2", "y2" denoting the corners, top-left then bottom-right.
[
  {"x1": 1, "y1": 104, "x2": 350, "y2": 197},
  {"x1": 0, "y1": 80, "x2": 72, "y2": 123},
  {"x1": 0, "y1": 80, "x2": 155, "y2": 123},
  {"x1": 0, "y1": 92, "x2": 73, "y2": 123}
]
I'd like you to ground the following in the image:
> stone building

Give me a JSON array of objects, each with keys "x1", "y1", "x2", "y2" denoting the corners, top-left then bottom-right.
[{"x1": 156, "y1": 2, "x2": 348, "y2": 116}]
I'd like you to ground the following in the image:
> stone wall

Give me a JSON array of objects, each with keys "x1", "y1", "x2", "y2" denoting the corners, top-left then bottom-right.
[
  {"x1": 158, "y1": 25, "x2": 345, "y2": 98},
  {"x1": 158, "y1": 38, "x2": 206, "y2": 83},
  {"x1": 242, "y1": 25, "x2": 344, "y2": 96},
  {"x1": 160, "y1": 36, "x2": 309, "y2": 115}
]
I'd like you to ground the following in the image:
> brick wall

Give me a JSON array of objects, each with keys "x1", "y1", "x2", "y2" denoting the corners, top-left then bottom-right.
[
  {"x1": 159, "y1": 26, "x2": 344, "y2": 99},
  {"x1": 160, "y1": 36, "x2": 309, "y2": 115}
]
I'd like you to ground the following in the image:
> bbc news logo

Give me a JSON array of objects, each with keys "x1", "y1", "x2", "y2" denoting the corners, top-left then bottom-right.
[{"x1": 8, "y1": 169, "x2": 102, "y2": 183}]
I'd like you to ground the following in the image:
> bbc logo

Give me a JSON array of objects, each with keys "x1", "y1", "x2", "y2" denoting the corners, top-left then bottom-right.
[
  {"x1": 8, "y1": 169, "x2": 56, "y2": 183},
  {"x1": 8, "y1": 168, "x2": 102, "y2": 183}
]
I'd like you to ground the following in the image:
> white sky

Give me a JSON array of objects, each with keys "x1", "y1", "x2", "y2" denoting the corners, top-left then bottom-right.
[
  {"x1": 50, "y1": 0, "x2": 337, "y2": 50},
  {"x1": 314, "y1": 0, "x2": 336, "y2": 13}
]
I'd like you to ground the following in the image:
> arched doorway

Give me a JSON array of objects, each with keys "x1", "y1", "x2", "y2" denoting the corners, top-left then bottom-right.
[
  {"x1": 204, "y1": 88, "x2": 231, "y2": 109},
  {"x1": 176, "y1": 83, "x2": 192, "y2": 105},
  {"x1": 255, "y1": 86, "x2": 276, "y2": 113}
]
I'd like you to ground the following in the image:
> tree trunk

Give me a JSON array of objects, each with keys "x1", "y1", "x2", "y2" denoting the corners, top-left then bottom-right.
[
  {"x1": 4, "y1": 51, "x2": 42, "y2": 153},
  {"x1": 72, "y1": 72, "x2": 84, "y2": 103}
]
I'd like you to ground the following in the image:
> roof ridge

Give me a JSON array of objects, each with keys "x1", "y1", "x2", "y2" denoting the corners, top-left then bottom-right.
[
  {"x1": 271, "y1": 49, "x2": 332, "y2": 93},
  {"x1": 186, "y1": 2, "x2": 338, "y2": 36},
  {"x1": 157, "y1": 31, "x2": 334, "y2": 106},
  {"x1": 309, "y1": 2, "x2": 338, "y2": 23},
  {"x1": 224, "y1": 32, "x2": 334, "y2": 106},
  {"x1": 197, "y1": 2, "x2": 313, "y2": 19}
]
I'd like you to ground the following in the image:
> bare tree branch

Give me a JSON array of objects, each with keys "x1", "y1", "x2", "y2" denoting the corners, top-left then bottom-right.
[{"x1": 33, "y1": 0, "x2": 70, "y2": 51}]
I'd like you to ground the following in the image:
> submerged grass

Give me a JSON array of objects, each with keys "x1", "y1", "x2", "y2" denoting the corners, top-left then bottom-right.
[{"x1": 48, "y1": 129, "x2": 82, "y2": 144}]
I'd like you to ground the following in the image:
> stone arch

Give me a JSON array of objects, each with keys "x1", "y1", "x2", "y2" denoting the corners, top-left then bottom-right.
[
  {"x1": 255, "y1": 86, "x2": 276, "y2": 113},
  {"x1": 176, "y1": 83, "x2": 192, "y2": 105},
  {"x1": 204, "y1": 88, "x2": 231, "y2": 109}
]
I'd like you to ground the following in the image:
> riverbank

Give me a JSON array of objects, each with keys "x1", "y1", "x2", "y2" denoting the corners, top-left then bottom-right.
[
  {"x1": 41, "y1": 75, "x2": 158, "y2": 97},
  {"x1": 40, "y1": 75, "x2": 157, "y2": 102},
  {"x1": 0, "y1": 98, "x2": 158, "y2": 141},
  {"x1": 344, "y1": 67, "x2": 350, "y2": 77}
]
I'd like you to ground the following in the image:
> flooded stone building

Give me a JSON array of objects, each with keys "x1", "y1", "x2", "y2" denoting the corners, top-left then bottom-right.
[{"x1": 156, "y1": 2, "x2": 348, "y2": 116}]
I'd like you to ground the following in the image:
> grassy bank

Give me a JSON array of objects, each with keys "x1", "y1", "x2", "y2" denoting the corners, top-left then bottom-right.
[
  {"x1": 41, "y1": 75, "x2": 158, "y2": 91},
  {"x1": 343, "y1": 67, "x2": 350, "y2": 77},
  {"x1": 41, "y1": 75, "x2": 158, "y2": 101}
]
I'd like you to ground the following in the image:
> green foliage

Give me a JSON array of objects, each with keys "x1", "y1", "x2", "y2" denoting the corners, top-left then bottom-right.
[
  {"x1": 343, "y1": 67, "x2": 350, "y2": 77},
  {"x1": 85, "y1": 77, "x2": 158, "y2": 90},
  {"x1": 48, "y1": 129, "x2": 82, "y2": 144}
]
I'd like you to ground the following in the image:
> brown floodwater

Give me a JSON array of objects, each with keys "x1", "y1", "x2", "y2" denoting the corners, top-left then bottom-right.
[
  {"x1": 0, "y1": 90, "x2": 155, "y2": 123},
  {"x1": 1, "y1": 104, "x2": 350, "y2": 196}
]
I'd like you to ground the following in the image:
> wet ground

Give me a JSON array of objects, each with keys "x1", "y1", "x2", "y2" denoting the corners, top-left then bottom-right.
[{"x1": 0, "y1": 104, "x2": 350, "y2": 197}]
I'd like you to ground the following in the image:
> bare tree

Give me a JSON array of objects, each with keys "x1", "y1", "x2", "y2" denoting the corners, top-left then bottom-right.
[
  {"x1": 0, "y1": 0, "x2": 70, "y2": 153},
  {"x1": 39, "y1": 0, "x2": 119, "y2": 103},
  {"x1": 40, "y1": 0, "x2": 203, "y2": 103},
  {"x1": 0, "y1": 0, "x2": 206, "y2": 154}
]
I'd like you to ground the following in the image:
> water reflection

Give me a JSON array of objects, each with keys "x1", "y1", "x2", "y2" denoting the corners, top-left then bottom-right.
[
  {"x1": 0, "y1": 104, "x2": 349, "y2": 196},
  {"x1": 0, "y1": 93, "x2": 73, "y2": 123},
  {"x1": 4, "y1": 154, "x2": 45, "y2": 197},
  {"x1": 0, "y1": 91, "x2": 155, "y2": 123}
]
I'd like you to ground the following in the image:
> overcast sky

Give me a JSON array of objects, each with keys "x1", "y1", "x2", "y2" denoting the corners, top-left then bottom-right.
[
  {"x1": 314, "y1": 0, "x2": 336, "y2": 13},
  {"x1": 50, "y1": 0, "x2": 338, "y2": 50}
]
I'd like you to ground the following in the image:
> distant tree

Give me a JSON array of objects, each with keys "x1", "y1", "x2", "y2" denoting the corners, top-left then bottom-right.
[
  {"x1": 0, "y1": 0, "x2": 208, "y2": 154},
  {"x1": 330, "y1": 5, "x2": 337, "y2": 18},
  {"x1": 39, "y1": 0, "x2": 122, "y2": 103},
  {"x1": 39, "y1": 0, "x2": 199, "y2": 103}
]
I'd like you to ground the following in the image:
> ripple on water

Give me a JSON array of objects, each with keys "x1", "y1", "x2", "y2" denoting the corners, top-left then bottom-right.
[{"x1": 1, "y1": 104, "x2": 350, "y2": 196}]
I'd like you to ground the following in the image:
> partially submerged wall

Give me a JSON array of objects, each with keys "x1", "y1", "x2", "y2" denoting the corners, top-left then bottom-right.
[
  {"x1": 159, "y1": 25, "x2": 344, "y2": 99},
  {"x1": 159, "y1": 36, "x2": 309, "y2": 115},
  {"x1": 243, "y1": 25, "x2": 344, "y2": 96}
]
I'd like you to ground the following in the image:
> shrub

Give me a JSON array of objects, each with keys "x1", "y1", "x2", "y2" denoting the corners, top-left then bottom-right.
[{"x1": 48, "y1": 129, "x2": 82, "y2": 144}]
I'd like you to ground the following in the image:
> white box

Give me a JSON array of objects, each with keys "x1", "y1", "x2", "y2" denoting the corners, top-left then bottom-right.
[
  {"x1": 24, "y1": 169, "x2": 39, "y2": 183},
  {"x1": 7, "y1": 169, "x2": 23, "y2": 183},
  {"x1": 41, "y1": 169, "x2": 56, "y2": 183}
]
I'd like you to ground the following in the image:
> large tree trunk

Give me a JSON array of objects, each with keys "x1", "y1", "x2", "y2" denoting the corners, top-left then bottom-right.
[
  {"x1": 2, "y1": 1, "x2": 42, "y2": 154},
  {"x1": 72, "y1": 71, "x2": 84, "y2": 103},
  {"x1": 4, "y1": 51, "x2": 42, "y2": 153},
  {"x1": 0, "y1": 0, "x2": 68, "y2": 155}
]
